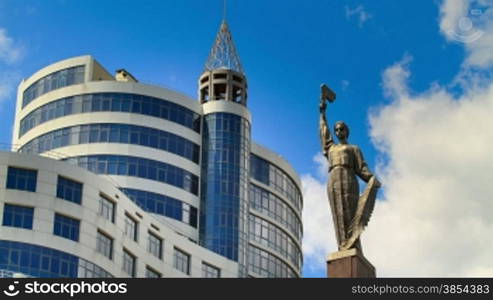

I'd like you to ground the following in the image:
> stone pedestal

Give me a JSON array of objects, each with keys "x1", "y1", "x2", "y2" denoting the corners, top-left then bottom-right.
[{"x1": 326, "y1": 248, "x2": 376, "y2": 278}]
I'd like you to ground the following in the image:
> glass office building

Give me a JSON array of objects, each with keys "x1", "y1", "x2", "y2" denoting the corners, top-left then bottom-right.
[{"x1": 0, "y1": 21, "x2": 303, "y2": 278}]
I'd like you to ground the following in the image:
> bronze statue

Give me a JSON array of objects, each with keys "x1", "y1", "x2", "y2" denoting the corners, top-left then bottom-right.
[{"x1": 319, "y1": 84, "x2": 381, "y2": 252}]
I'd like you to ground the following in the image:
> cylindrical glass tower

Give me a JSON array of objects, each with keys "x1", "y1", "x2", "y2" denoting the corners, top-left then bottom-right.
[{"x1": 198, "y1": 58, "x2": 251, "y2": 276}]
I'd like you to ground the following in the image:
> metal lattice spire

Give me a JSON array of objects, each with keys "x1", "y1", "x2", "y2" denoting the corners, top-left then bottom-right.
[{"x1": 204, "y1": 20, "x2": 244, "y2": 74}]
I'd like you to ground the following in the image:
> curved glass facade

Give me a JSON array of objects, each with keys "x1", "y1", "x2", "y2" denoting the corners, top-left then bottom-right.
[
  {"x1": 67, "y1": 155, "x2": 199, "y2": 195},
  {"x1": 13, "y1": 54, "x2": 305, "y2": 278},
  {"x1": 121, "y1": 188, "x2": 198, "y2": 228},
  {"x1": 20, "y1": 123, "x2": 200, "y2": 163},
  {"x1": 22, "y1": 66, "x2": 85, "y2": 108},
  {"x1": 200, "y1": 113, "x2": 250, "y2": 274},
  {"x1": 249, "y1": 184, "x2": 302, "y2": 241},
  {"x1": 250, "y1": 154, "x2": 302, "y2": 212},
  {"x1": 249, "y1": 214, "x2": 302, "y2": 270},
  {"x1": 248, "y1": 245, "x2": 297, "y2": 278},
  {"x1": 0, "y1": 240, "x2": 113, "y2": 278},
  {"x1": 19, "y1": 92, "x2": 201, "y2": 137}
]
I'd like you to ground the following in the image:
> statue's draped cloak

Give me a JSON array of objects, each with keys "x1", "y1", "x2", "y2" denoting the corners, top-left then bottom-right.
[{"x1": 325, "y1": 144, "x2": 373, "y2": 249}]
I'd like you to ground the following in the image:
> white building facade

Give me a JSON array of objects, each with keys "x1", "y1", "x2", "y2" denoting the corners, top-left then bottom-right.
[{"x1": 1, "y1": 22, "x2": 303, "y2": 278}]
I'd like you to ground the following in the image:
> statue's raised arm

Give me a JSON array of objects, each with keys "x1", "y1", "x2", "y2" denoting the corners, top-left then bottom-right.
[{"x1": 319, "y1": 84, "x2": 336, "y2": 158}]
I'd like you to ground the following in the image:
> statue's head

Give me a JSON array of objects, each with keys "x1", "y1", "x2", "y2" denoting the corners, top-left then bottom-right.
[{"x1": 334, "y1": 121, "x2": 349, "y2": 141}]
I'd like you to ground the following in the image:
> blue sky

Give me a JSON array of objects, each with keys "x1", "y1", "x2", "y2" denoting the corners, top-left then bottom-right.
[
  {"x1": 1, "y1": 0, "x2": 493, "y2": 278},
  {"x1": 0, "y1": 0, "x2": 463, "y2": 169}
]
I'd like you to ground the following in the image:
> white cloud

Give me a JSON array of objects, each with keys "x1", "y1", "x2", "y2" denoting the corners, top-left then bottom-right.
[
  {"x1": 0, "y1": 28, "x2": 23, "y2": 106},
  {"x1": 301, "y1": 153, "x2": 335, "y2": 276},
  {"x1": 381, "y1": 54, "x2": 412, "y2": 99},
  {"x1": 0, "y1": 72, "x2": 20, "y2": 103},
  {"x1": 439, "y1": 0, "x2": 493, "y2": 68},
  {"x1": 0, "y1": 28, "x2": 23, "y2": 64},
  {"x1": 345, "y1": 5, "x2": 372, "y2": 27},
  {"x1": 364, "y1": 55, "x2": 493, "y2": 277}
]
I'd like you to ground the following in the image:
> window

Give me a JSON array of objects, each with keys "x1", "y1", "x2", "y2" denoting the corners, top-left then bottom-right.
[
  {"x1": 19, "y1": 92, "x2": 201, "y2": 138},
  {"x1": 70, "y1": 155, "x2": 199, "y2": 195},
  {"x1": 202, "y1": 262, "x2": 220, "y2": 278},
  {"x1": 147, "y1": 231, "x2": 163, "y2": 259},
  {"x1": 248, "y1": 246, "x2": 297, "y2": 278},
  {"x1": 2, "y1": 204, "x2": 34, "y2": 229},
  {"x1": 77, "y1": 259, "x2": 113, "y2": 278},
  {"x1": 249, "y1": 214, "x2": 302, "y2": 269},
  {"x1": 124, "y1": 213, "x2": 138, "y2": 241},
  {"x1": 53, "y1": 214, "x2": 80, "y2": 242},
  {"x1": 249, "y1": 184, "x2": 302, "y2": 241},
  {"x1": 250, "y1": 154, "x2": 302, "y2": 212},
  {"x1": 122, "y1": 249, "x2": 136, "y2": 277},
  {"x1": 6, "y1": 167, "x2": 37, "y2": 192},
  {"x1": 22, "y1": 65, "x2": 85, "y2": 108},
  {"x1": 120, "y1": 188, "x2": 198, "y2": 228},
  {"x1": 0, "y1": 240, "x2": 80, "y2": 277},
  {"x1": 96, "y1": 230, "x2": 113, "y2": 259},
  {"x1": 56, "y1": 176, "x2": 83, "y2": 204},
  {"x1": 173, "y1": 248, "x2": 190, "y2": 275},
  {"x1": 145, "y1": 266, "x2": 161, "y2": 278},
  {"x1": 99, "y1": 194, "x2": 115, "y2": 223}
]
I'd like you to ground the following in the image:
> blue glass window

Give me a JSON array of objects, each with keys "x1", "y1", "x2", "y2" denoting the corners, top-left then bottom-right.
[
  {"x1": 121, "y1": 188, "x2": 198, "y2": 227},
  {"x1": 249, "y1": 184, "x2": 302, "y2": 241},
  {"x1": 20, "y1": 123, "x2": 200, "y2": 164},
  {"x1": 249, "y1": 214, "x2": 302, "y2": 269},
  {"x1": 56, "y1": 176, "x2": 83, "y2": 204},
  {"x1": 19, "y1": 92, "x2": 201, "y2": 137},
  {"x1": 22, "y1": 66, "x2": 85, "y2": 108},
  {"x1": 2, "y1": 204, "x2": 34, "y2": 229},
  {"x1": 68, "y1": 155, "x2": 198, "y2": 195},
  {"x1": 248, "y1": 245, "x2": 298, "y2": 278},
  {"x1": 53, "y1": 214, "x2": 80, "y2": 242},
  {"x1": 250, "y1": 154, "x2": 302, "y2": 212},
  {"x1": 0, "y1": 240, "x2": 112, "y2": 278},
  {"x1": 6, "y1": 167, "x2": 37, "y2": 192},
  {"x1": 200, "y1": 113, "x2": 250, "y2": 263}
]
